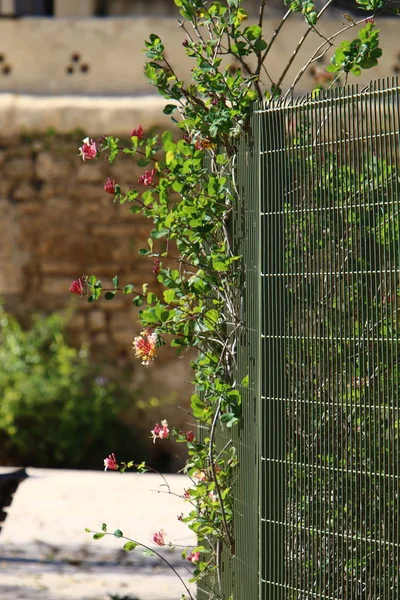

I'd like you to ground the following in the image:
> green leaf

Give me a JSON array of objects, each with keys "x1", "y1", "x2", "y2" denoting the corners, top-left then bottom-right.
[
  {"x1": 151, "y1": 228, "x2": 169, "y2": 239},
  {"x1": 162, "y1": 130, "x2": 173, "y2": 145},
  {"x1": 114, "y1": 529, "x2": 123, "y2": 538},
  {"x1": 163, "y1": 289, "x2": 176, "y2": 303},
  {"x1": 244, "y1": 25, "x2": 262, "y2": 41},
  {"x1": 137, "y1": 158, "x2": 150, "y2": 167},
  {"x1": 123, "y1": 284, "x2": 134, "y2": 294},
  {"x1": 112, "y1": 275, "x2": 119, "y2": 288},
  {"x1": 204, "y1": 309, "x2": 219, "y2": 330},
  {"x1": 241, "y1": 375, "x2": 249, "y2": 388},
  {"x1": 104, "y1": 291, "x2": 116, "y2": 300},
  {"x1": 220, "y1": 412, "x2": 239, "y2": 428},
  {"x1": 138, "y1": 248, "x2": 151, "y2": 255},
  {"x1": 191, "y1": 393, "x2": 206, "y2": 419},
  {"x1": 123, "y1": 541, "x2": 138, "y2": 551},
  {"x1": 143, "y1": 549, "x2": 156, "y2": 557},
  {"x1": 101, "y1": 523, "x2": 107, "y2": 532},
  {"x1": 93, "y1": 533, "x2": 105, "y2": 540},
  {"x1": 132, "y1": 296, "x2": 143, "y2": 307},
  {"x1": 254, "y1": 39, "x2": 268, "y2": 52},
  {"x1": 163, "y1": 104, "x2": 177, "y2": 115},
  {"x1": 212, "y1": 259, "x2": 228, "y2": 272}
]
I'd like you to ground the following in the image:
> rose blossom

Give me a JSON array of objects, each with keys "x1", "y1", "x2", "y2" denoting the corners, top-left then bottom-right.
[
  {"x1": 186, "y1": 431, "x2": 195, "y2": 442},
  {"x1": 187, "y1": 551, "x2": 200, "y2": 564},
  {"x1": 152, "y1": 530, "x2": 166, "y2": 546},
  {"x1": 104, "y1": 453, "x2": 118, "y2": 471},
  {"x1": 193, "y1": 470, "x2": 207, "y2": 482},
  {"x1": 104, "y1": 177, "x2": 116, "y2": 194},
  {"x1": 132, "y1": 328, "x2": 158, "y2": 365},
  {"x1": 151, "y1": 419, "x2": 169, "y2": 443},
  {"x1": 138, "y1": 168, "x2": 155, "y2": 186},
  {"x1": 78, "y1": 137, "x2": 97, "y2": 161},
  {"x1": 131, "y1": 125, "x2": 144, "y2": 139},
  {"x1": 69, "y1": 277, "x2": 85, "y2": 296}
]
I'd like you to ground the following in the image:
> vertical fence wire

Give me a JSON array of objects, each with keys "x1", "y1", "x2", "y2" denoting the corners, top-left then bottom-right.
[{"x1": 227, "y1": 108, "x2": 262, "y2": 600}]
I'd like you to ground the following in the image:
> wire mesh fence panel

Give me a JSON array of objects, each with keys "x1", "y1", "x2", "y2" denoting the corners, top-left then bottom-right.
[{"x1": 253, "y1": 77, "x2": 400, "y2": 600}]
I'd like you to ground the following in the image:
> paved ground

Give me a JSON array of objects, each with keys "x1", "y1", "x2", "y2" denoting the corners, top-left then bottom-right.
[{"x1": 0, "y1": 468, "x2": 196, "y2": 600}]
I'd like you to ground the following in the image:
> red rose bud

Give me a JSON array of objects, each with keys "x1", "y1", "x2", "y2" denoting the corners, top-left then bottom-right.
[
  {"x1": 186, "y1": 431, "x2": 195, "y2": 442},
  {"x1": 69, "y1": 278, "x2": 85, "y2": 296},
  {"x1": 104, "y1": 177, "x2": 116, "y2": 194},
  {"x1": 152, "y1": 258, "x2": 161, "y2": 275},
  {"x1": 131, "y1": 125, "x2": 143, "y2": 139}
]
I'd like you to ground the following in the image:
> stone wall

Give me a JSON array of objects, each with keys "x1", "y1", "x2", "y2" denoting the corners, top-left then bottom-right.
[{"x1": 0, "y1": 109, "x2": 195, "y2": 453}]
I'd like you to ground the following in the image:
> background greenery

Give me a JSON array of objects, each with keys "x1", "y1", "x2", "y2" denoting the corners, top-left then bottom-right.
[{"x1": 0, "y1": 305, "x2": 146, "y2": 469}]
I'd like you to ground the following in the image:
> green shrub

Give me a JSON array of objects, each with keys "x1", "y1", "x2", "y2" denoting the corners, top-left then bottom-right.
[{"x1": 0, "y1": 306, "x2": 140, "y2": 468}]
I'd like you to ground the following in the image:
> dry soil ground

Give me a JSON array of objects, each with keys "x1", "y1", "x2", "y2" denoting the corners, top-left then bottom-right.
[{"x1": 0, "y1": 468, "x2": 196, "y2": 600}]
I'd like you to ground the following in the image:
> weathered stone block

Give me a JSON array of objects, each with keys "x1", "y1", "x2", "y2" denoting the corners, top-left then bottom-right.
[
  {"x1": 66, "y1": 312, "x2": 86, "y2": 331},
  {"x1": 87, "y1": 310, "x2": 106, "y2": 332},
  {"x1": 112, "y1": 328, "x2": 134, "y2": 347},
  {"x1": 7, "y1": 157, "x2": 34, "y2": 180},
  {"x1": 77, "y1": 162, "x2": 106, "y2": 183},
  {"x1": 42, "y1": 277, "x2": 76, "y2": 295},
  {"x1": 12, "y1": 182, "x2": 38, "y2": 202},
  {"x1": 36, "y1": 152, "x2": 71, "y2": 181}
]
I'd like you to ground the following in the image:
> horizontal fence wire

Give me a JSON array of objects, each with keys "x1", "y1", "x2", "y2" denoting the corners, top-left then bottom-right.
[{"x1": 255, "y1": 77, "x2": 400, "y2": 600}]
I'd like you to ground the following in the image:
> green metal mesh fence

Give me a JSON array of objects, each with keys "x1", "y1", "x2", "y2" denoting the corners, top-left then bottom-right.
[{"x1": 254, "y1": 77, "x2": 400, "y2": 600}]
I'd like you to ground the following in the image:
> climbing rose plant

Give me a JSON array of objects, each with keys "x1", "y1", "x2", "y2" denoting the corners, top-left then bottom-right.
[{"x1": 71, "y1": 0, "x2": 391, "y2": 598}]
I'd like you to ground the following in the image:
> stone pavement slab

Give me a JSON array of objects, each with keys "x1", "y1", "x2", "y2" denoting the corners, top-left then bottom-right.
[{"x1": 0, "y1": 468, "x2": 196, "y2": 600}]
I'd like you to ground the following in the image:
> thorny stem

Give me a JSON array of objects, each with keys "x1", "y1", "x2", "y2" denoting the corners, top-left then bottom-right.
[
  {"x1": 284, "y1": 15, "x2": 372, "y2": 99},
  {"x1": 207, "y1": 397, "x2": 234, "y2": 554},
  {"x1": 258, "y1": 0, "x2": 267, "y2": 29},
  {"x1": 257, "y1": 8, "x2": 292, "y2": 76},
  {"x1": 89, "y1": 530, "x2": 195, "y2": 600},
  {"x1": 274, "y1": 0, "x2": 334, "y2": 94}
]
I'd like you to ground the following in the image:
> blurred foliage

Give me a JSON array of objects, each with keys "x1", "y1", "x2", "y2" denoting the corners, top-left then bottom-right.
[{"x1": 0, "y1": 306, "x2": 143, "y2": 469}]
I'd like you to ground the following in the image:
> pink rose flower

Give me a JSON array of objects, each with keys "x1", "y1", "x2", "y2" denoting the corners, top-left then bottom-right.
[
  {"x1": 79, "y1": 137, "x2": 97, "y2": 161},
  {"x1": 187, "y1": 551, "x2": 200, "y2": 564},
  {"x1": 138, "y1": 168, "x2": 155, "y2": 186},
  {"x1": 151, "y1": 419, "x2": 169, "y2": 443},
  {"x1": 131, "y1": 125, "x2": 144, "y2": 139},
  {"x1": 152, "y1": 530, "x2": 166, "y2": 546},
  {"x1": 104, "y1": 453, "x2": 118, "y2": 471},
  {"x1": 69, "y1": 277, "x2": 85, "y2": 296},
  {"x1": 104, "y1": 177, "x2": 116, "y2": 194}
]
